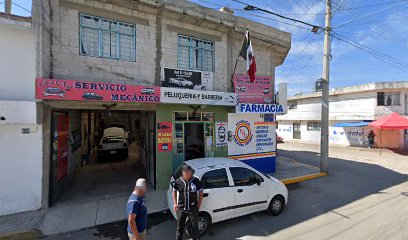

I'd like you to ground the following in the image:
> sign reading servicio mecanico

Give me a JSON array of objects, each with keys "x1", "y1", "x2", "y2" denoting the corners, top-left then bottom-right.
[{"x1": 35, "y1": 78, "x2": 160, "y2": 103}]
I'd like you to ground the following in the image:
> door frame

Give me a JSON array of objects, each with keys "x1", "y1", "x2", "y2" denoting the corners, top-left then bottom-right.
[{"x1": 293, "y1": 122, "x2": 301, "y2": 139}]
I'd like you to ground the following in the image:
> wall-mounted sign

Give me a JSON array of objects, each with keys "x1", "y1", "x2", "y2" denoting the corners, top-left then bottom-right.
[
  {"x1": 157, "y1": 122, "x2": 173, "y2": 152},
  {"x1": 228, "y1": 113, "x2": 276, "y2": 173},
  {"x1": 215, "y1": 122, "x2": 228, "y2": 148},
  {"x1": 236, "y1": 103, "x2": 285, "y2": 114},
  {"x1": 233, "y1": 74, "x2": 272, "y2": 104},
  {"x1": 160, "y1": 87, "x2": 237, "y2": 106},
  {"x1": 162, "y1": 68, "x2": 213, "y2": 91},
  {"x1": 35, "y1": 78, "x2": 160, "y2": 103}
]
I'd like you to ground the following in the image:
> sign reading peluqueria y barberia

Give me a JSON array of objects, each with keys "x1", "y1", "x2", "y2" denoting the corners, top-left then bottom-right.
[
  {"x1": 35, "y1": 78, "x2": 160, "y2": 103},
  {"x1": 160, "y1": 87, "x2": 238, "y2": 106}
]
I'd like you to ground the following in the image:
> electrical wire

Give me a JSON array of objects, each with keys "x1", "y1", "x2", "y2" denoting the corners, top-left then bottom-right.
[
  {"x1": 232, "y1": 0, "x2": 321, "y2": 29},
  {"x1": 334, "y1": 0, "x2": 408, "y2": 28},
  {"x1": 332, "y1": 32, "x2": 408, "y2": 73}
]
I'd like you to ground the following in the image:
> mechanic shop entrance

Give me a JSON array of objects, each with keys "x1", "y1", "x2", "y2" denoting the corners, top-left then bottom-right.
[{"x1": 44, "y1": 101, "x2": 156, "y2": 206}]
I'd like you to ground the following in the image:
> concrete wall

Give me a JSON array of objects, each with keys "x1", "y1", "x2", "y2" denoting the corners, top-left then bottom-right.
[
  {"x1": 0, "y1": 124, "x2": 43, "y2": 215},
  {"x1": 0, "y1": 17, "x2": 35, "y2": 101}
]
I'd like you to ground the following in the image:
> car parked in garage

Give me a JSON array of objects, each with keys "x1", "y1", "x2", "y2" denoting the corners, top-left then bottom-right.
[
  {"x1": 167, "y1": 158, "x2": 288, "y2": 236},
  {"x1": 98, "y1": 128, "x2": 129, "y2": 161}
]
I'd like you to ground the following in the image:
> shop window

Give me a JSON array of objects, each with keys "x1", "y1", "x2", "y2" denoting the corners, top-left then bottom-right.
[
  {"x1": 174, "y1": 112, "x2": 188, "y2": 121},
  {"x1": 173, "y1": 112, "x2": 214, "y2": 122},
  {"x1": 175, "y1": 123, "x2": 183, "y2": 138},
  {"x1": 201, "y1": 168, "x2": 229, "y2": 189},
  {"x1": 377, "y1": 92, "x2": 400, "y2": 106},
  {"x1": 80, "y1": 14, "x2": 136, "y2": 61},
  {"x1": 202, "y1": 112, "x2": 214, "y2": 122},
  {"x1": 178, "y1": 35, "x2": 214, "y2": 72},
  {"x1": 188, "y1": 112, "x2": 202, "y2": 121},
  {"x1": 204, "y1": 123, "x2": 213, "y2": 136},
  {"x1": 307, "y1": 122, "x2": 321, "y2": 131}
]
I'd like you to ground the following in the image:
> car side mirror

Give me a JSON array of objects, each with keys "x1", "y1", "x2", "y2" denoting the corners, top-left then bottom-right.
[{"x1": 255, "y1": 178, "x2": 261, "y2": 185}]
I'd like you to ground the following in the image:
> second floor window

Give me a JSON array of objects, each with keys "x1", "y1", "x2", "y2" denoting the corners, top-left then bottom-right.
[
  {"x1": 178, "y1": 35, "x2": 214, "y2": 72},
  {"x1": 80, "y1": 14, "x2": 136, "y2": 61},
  {"x1": 307, "y1": 122, "x2": 321, "y2": 131},
  {"x1": 377, "y1": 92, "x2": 400, "y2": 106}
]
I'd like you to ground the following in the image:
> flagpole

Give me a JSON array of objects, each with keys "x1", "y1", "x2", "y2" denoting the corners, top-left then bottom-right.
[
  {"x1": 230, "y1": 56, "x2": 240, "y2": 87},
  {"x1": 231, "y1": 26, "x2": 250, "y2": 89}
]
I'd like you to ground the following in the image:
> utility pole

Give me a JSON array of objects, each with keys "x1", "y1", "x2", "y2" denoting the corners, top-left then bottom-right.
[
  {"x1": 5, "y1": 0, "x2": 12, "y2": 14},
  {"x1": 320, "y1": 0, "x2": 331, "y2": 173}
]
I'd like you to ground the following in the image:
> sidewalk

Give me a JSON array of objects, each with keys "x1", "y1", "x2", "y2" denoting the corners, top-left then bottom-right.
[
  {"x1": 0, "y1": 189, "x2": 168, "y2": 238},
  {"x1": 279, "y1": 141, "x2": 408, "y2": 174}
]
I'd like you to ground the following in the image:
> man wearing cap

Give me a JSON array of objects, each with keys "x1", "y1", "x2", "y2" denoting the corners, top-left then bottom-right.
[
  {"x1": 172, "y1": 164, "x2": 204, "y2": 240},
  {"x1": 127, "y1": 178, "x2": 148, "y2": 240}
]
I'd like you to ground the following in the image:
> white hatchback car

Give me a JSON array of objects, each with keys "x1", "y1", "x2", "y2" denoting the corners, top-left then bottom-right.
[{"x1": 167, "y1": 157, "x2": 288, "y2": 236}]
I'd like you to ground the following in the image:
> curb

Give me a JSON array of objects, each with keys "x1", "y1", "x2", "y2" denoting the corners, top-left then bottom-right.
[
  {"x1": 0, "y1": 229, "x2": 43, "y2": 240},
  {"x1": 281, "y1": 172, "x2": 327, "y2": 185}
]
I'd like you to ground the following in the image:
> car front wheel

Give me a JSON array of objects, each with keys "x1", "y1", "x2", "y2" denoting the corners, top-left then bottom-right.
[
  {"x1": 267, "y1": 195, "x2": 285, "y2": 216},
  {"x1": 186, "y1": 213, "x2": 211, "y2": 237}
]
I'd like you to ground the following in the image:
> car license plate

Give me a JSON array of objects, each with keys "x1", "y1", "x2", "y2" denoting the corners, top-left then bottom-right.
[{"x1": 110, "y1": 150, "x2": 117, "y2": 154}]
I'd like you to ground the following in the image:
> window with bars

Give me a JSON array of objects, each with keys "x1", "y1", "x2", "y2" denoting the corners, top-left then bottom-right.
[
  {"x1": 178, "y1": 35, "x2": 215, "y2": 72},
  {"x1": 79, "y1": 14, "x2": 136, "y2": 61}
]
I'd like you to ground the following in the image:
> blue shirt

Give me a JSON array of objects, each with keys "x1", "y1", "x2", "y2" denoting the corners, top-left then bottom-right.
[{"x1": 126, "y1": 193, "x2": 147, "y2": 234}]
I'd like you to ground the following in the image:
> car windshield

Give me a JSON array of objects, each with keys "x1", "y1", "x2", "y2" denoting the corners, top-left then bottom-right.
[{"x1": 102, "y1": 136, "x2": 124, "y2": 143}]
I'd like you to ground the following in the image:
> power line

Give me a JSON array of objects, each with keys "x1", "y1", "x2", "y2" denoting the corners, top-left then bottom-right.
[
  {"x1": 232, "y1": 0, "x2": 321, "y2": 31},
  {"x1": 334, "y1": 0, "x2": 408, "y2": 28},
  {"x1": 337, "y1": 0, "x2": 408, "y2": 10},
  {"x1": 332, "y1": 0, "x2": 408, "y2": 49},
  {"x1": 332, "y1": 32, "x2": 408, "y2": 73},
  {"x1": 235, "y1": 10, "x2": 310, "y2": 30}
]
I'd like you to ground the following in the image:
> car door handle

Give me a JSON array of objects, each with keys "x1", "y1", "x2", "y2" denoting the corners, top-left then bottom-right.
[
  {"x1": 203, "y1": 193, "x2": 209, "y2": 197},
  {"x1": 237, "y1": 189, "x2": 243, "y2": 193}
]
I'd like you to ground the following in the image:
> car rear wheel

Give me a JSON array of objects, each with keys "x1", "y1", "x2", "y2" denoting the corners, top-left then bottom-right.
[
  {"x1": 267, "y1": 195, "x2": 285, "y2": 216},
  {"x1": 186, "y1": 213, "x2": 211, "y2": 237}
]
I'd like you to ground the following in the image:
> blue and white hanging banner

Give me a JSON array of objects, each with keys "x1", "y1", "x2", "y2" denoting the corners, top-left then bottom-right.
[{"x1": 236, "y1": 103, "x2": 286, "y2": 114}]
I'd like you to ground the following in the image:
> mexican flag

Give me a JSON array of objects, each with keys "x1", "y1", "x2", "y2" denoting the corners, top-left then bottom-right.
[{"x1": 239, "y1": 30, "x2": 257, "y2": 83}]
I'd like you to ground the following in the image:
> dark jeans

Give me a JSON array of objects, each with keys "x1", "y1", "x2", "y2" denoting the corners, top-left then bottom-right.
[{"x1": 176, "y1": 208, "x2": 199, "y2": 240}]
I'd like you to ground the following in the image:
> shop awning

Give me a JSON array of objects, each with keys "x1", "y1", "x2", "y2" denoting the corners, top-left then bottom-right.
[
  {"x1": 369, "y1": 112, "x2": 408, "y2": 130},
  {"x1": 332, "y1": 121, "x2": 370, "y2": 127}
]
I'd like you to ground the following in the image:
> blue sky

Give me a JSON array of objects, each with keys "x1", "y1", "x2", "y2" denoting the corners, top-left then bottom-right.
[{"x1": 2, "y1": 0, "x2": 408, "y2": 96}]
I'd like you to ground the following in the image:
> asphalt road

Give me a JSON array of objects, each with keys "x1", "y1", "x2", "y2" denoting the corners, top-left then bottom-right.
[{"x1": 43, "y1": 143, "x2": 408, "y2": 240}]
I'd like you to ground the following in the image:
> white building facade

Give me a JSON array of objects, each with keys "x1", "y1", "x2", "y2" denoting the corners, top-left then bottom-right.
[
  {"x1": 277, "y1": 82, "x2": 408, "y2": 149},
  {"x1": 0, "y1": 13, "x2": 43, "y2": 215}
]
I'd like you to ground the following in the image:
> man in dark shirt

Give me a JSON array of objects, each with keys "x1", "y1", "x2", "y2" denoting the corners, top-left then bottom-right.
[{"x1": 172, "y1": 164, "x2": 204, "y2": 240}]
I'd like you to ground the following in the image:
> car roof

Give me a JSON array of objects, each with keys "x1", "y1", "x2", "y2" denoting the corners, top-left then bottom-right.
[{"x1": 186, "y1": 157, "x2": 249, "y2": 172}]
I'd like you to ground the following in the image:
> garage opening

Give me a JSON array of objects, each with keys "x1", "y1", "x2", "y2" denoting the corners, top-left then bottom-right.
[{"x1": 49, "y1": 109, "x2": 156, "y2": 206}]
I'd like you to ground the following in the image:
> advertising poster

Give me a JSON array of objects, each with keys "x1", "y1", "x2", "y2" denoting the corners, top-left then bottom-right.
[
  {"x1": 160, "y1": 87, "x2": 238, "y2": 106},
  {"x1": 228, "y1": 113, "x2": 276, "y2": 173},
  {"x1": 158, "y1": 122, "x2": 173, "y2": 152},
  {"x1": 52, "y1": 112, "x2": 69, "y2": 181},
  {"x1": 233, "y1": 74, "x2": 272, "y2": 104},
  {"x1": 35, "y1": 78, "x2": 160, "y2": 103},
  {"x1": 215, "y1": 122, "x2": 228, "y2": 148},
  {"x1": 162, "y1": 68, "x2": 213, "y2": 91}
]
